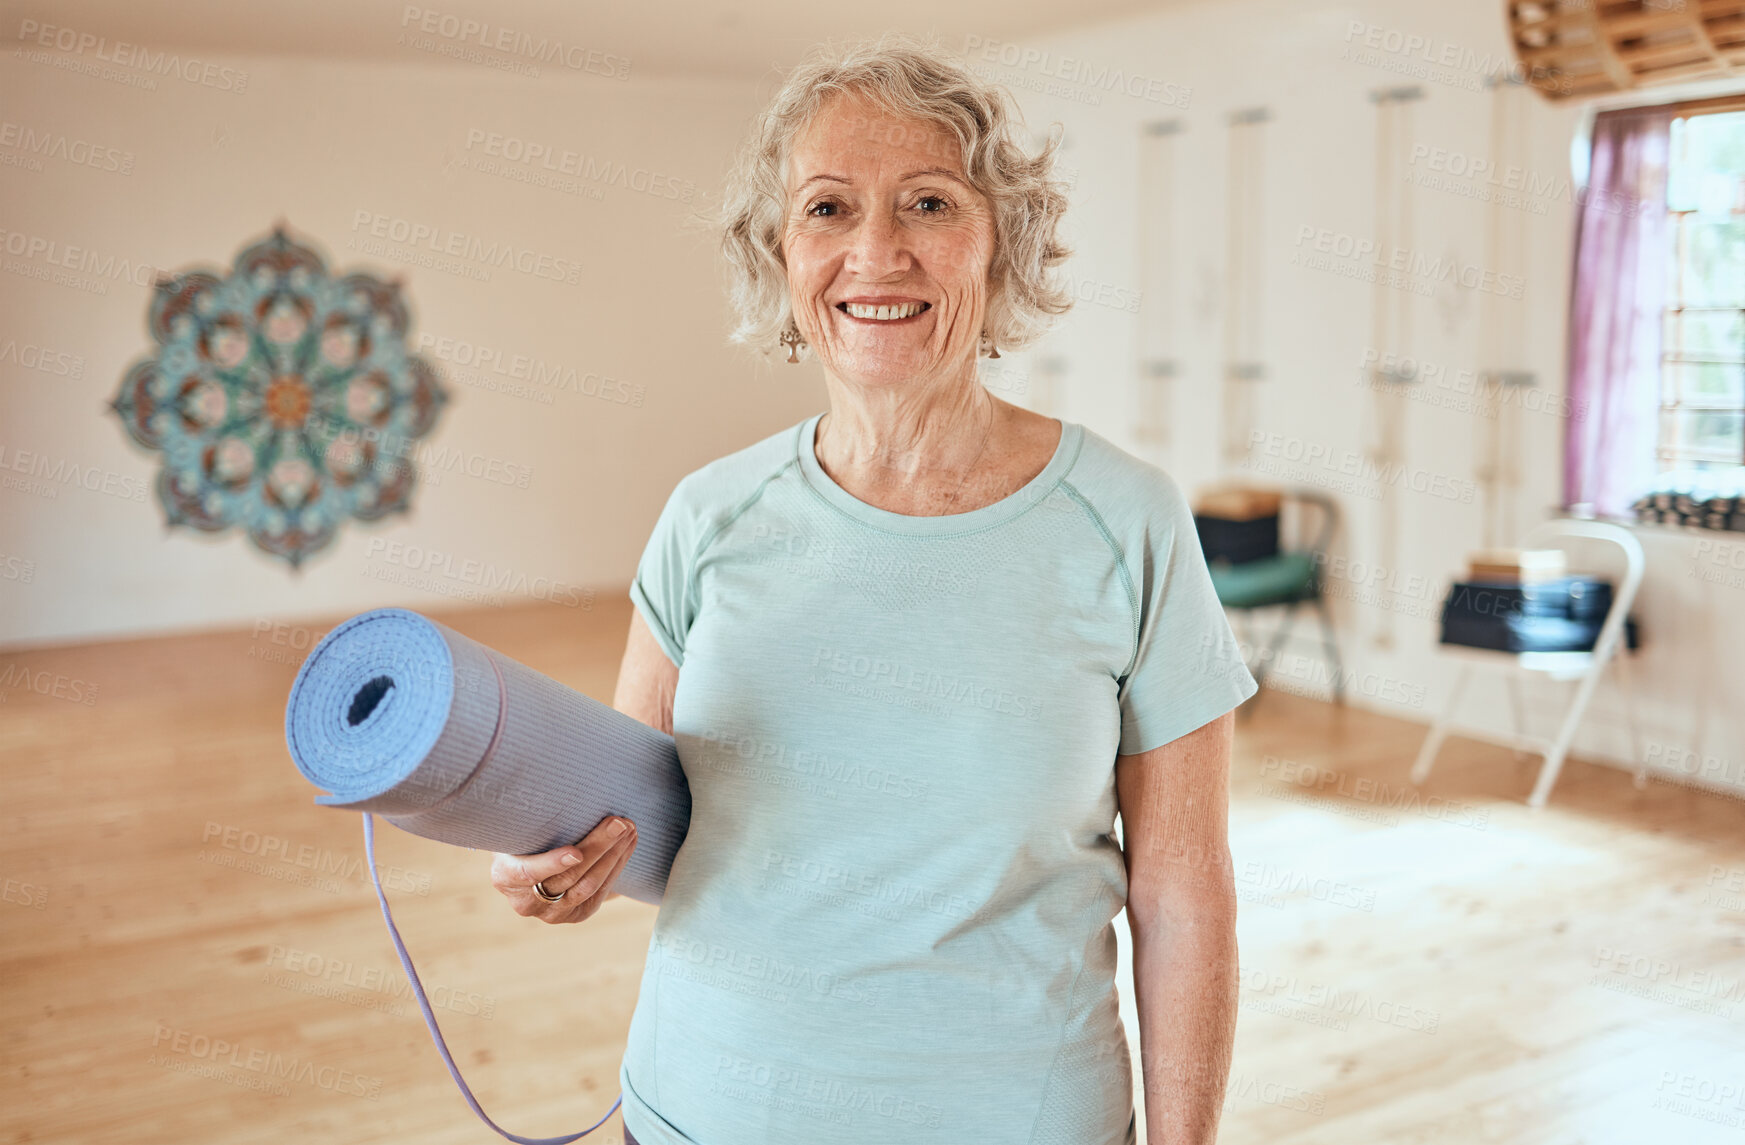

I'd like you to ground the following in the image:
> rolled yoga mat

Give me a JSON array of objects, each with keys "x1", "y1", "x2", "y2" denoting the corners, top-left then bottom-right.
[
  {"x1": 285, "y1": 606, "x2": 690, "y2": 904},
  {"x1": 285, "y1": 606, "x2": 690, "y2": 1142}
]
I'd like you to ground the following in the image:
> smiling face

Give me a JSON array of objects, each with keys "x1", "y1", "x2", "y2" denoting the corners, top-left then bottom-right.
[{"x1": 782, "y1": 91, "x2": 997, "y2": 390}]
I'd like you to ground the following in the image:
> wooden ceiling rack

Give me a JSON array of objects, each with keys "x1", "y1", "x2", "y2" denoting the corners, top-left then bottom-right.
[{"x1": 1508, "y1": 0, "x2": 1745, "y2": 100}]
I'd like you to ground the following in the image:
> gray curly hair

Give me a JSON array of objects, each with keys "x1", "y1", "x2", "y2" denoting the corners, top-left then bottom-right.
[{"x1": 715, "y1": 33, "x2": 1074, "y2": 361}]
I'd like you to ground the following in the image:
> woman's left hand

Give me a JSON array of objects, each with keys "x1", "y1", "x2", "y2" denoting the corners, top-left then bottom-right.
[{"x1": 489, "y1": 816, "x2": 638, "y2": 924}]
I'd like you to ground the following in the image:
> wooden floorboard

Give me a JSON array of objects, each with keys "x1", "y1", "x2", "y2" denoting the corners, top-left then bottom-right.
[{"x1": 2, "y1": 598, "x2": 1740, "y2": 1144}]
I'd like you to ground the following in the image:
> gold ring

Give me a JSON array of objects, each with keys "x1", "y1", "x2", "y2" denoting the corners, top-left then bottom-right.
[{"x1": 531, "y1": 878, "x2": 565, "y2": 903}]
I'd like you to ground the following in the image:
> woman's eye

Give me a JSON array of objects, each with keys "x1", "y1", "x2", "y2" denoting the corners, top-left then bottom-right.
[
  {"x1": 916, "y1": 196, "x2": 948, "y2": 213},
  {"x1": 806, "y1": 200, "x2": 838, "y2": 217}
]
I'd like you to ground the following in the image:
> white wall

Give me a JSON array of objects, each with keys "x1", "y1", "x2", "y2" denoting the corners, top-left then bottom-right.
[
  {"x1": 2, "y1": 3, "x2": 1738, "y2": 800},
  {"x1": 0, "y1": 50, "x2": 818, "y2": 647},
  {"x1": 979, "y1": 0, "x2": 1745, "y2": 798}
]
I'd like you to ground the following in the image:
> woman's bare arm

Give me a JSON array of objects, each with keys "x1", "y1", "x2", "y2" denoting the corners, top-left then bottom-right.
[
  {"x1": 613, "y1": 605, "x2": 678, "y2": 736},
  {"x1": 488, "y1": 606, "x2": 677, "y2": 920},
  {"x1": 1115, "y1": 709, "x2": 1239, "y2": 1145},
  {"x1": 599, "y1": 607, "x2": 679, "y2": 902}
]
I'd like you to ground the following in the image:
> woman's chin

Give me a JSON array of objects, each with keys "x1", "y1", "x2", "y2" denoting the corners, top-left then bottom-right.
[
  {"x1": 823, "y1": 338, "x2": 956, "y2": 386},
  {"x1": 831, "y1": 356, "x2": 940, "y2": 388}
]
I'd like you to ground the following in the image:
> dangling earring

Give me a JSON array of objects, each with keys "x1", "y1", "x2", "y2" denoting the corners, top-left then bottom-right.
[
  {"x1": 980, "y1": 330, "x2": 1000, "y2": 360},
  {"x1": 779, "y1": 323, "x2": 805, "y2": 364}
]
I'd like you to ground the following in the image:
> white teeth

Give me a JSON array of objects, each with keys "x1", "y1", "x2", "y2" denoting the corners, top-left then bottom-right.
[{"x1": 844, "y1": 302, "x2": 925, "y2": 321}]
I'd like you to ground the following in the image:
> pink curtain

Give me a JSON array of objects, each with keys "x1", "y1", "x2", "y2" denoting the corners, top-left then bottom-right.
[{"x1": 1564, "y1": 105, "x2": 1675, "y2": 519}]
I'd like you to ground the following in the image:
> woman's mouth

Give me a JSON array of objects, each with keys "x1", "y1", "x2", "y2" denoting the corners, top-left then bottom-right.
[{"x1": 836, "y1": 301, "x2": 931, "y2": 322}]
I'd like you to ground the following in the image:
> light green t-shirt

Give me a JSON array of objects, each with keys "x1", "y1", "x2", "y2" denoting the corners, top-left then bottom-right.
[{"x1": 619, "y1": 411, "x2": 1257, "y2": 1145}]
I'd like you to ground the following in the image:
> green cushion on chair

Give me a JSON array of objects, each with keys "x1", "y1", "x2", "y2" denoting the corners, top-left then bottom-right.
[{"x1": 1208, "y1": 551, "x2": 1319, "y2": 608}]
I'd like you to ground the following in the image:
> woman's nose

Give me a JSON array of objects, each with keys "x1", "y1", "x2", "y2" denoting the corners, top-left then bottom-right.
[{"x1": 843, "y1": 210, "x2": 911, "y2": 279}]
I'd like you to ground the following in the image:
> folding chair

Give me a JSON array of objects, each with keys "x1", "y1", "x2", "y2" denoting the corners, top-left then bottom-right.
[
  {"x1": 1409, "y1": 518, "x2": 1646, "y2": 808},
  {"x1": 1208, "y1": 488, "x2": 1344, "y2": 708}
]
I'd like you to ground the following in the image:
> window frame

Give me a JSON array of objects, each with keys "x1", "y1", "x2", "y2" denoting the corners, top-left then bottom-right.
[{"x1": 1654, "y1": 105, "x2": 1745, "y2": 478}]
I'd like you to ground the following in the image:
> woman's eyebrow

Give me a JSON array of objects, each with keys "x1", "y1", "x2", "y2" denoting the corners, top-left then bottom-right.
[
  {"x1": 794, "y1": 168, "x2": 970, "y2": 193},
  {"x1": 900, "y1": 166, "x2": 969, "y2": 186}
]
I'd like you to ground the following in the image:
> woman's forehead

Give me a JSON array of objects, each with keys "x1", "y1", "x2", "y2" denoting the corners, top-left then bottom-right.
[{"x1": 788, "y1": 97, "x2": 965, "y2": 183}]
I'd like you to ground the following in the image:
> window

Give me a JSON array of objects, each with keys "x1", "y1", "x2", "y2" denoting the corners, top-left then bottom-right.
[{"x1": 1656, "y1": 109, "x2": 1744, "y2": 481}]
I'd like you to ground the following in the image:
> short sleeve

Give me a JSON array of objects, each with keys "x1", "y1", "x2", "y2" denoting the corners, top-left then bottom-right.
[
  {"x1": 1116, "y1": 473, "x2": 1259, "y2": 756},
  {"x1": 628, "y1": 473, "x2": 707, "y2": 668}
]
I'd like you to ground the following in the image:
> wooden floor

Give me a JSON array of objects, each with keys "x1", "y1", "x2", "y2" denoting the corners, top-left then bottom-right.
[{"x1": 2, "y1": 598, "x2": 1741, "y2": 1145}]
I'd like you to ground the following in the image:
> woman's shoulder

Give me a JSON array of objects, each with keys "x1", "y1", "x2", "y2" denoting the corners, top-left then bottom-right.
[
  {"x1": 663, "y1": 415, "x2": 809, "y2": 518},
  {"x1": 1063, "y1": 422, "x2": 1193, "y2": 528}
]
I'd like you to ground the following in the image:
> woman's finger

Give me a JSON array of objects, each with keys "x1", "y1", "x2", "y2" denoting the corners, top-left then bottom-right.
[
  {"x1": 523, "y1": 817, "x2": 632, "y2": 884},
  {"x1": 546, "y1": 822, "x2": 637, "y2": 911},
  {"x1": 574, "y1": 828, "x2": 638, "y2": 918},
  {"x1": 490, "y1": 816, "x2": 634, "y2": 903},
  {"x1": 537, "y1": 816, "x2": 635, "y2": 899}
]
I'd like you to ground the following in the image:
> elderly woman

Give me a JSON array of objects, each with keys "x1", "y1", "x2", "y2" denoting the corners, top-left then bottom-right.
[{"x1": 491, "y1": 35, "x2": 1257, "y2": 1145}]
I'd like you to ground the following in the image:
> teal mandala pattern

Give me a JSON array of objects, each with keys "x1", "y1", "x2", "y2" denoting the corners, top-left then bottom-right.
[{"x1": 111, "y1": 225, "x2": 448, "y2": 569}]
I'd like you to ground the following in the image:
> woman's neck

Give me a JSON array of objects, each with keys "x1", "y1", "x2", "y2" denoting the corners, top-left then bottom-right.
[
  {"x1": 812, "y1": 371, "x2": 1049, "y2": 517},
  {"x1": 819, "y1": 373, "x2": 994, "y2": 461}
]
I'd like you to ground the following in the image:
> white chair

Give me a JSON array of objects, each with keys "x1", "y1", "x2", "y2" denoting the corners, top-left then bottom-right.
[{"x1": 1409, "y1": 519, "x2": 1646, "y2": 809}]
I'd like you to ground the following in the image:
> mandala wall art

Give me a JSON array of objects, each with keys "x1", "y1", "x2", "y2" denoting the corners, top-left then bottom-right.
[{"x1": 110, "y1": 224, "x2": 448, "y2": 569}]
